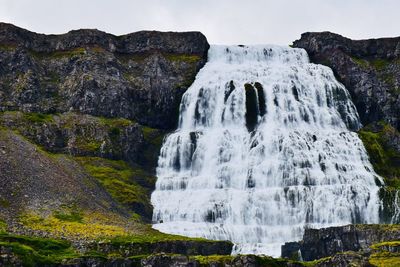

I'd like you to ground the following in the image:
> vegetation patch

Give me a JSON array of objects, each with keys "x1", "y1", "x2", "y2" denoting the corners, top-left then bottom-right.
[
  {"x1": 191, "y1": 255, "x2": 234, "y2": 265},
  {"x1": 350, "y1": 56, "x2": 395, "y2": 71},
  {"x1": 164, "y1": 53, "x2": 201, "y2": 64},
  {"x1": 0, "y1": 219, "x2": 7, "y2": 233},
  {"x1": 115, "y1": 52, "x2": 150, "y2": 63},
  {"x1": 75, "y1": 157, "x2": 151, "y2": 217},
  {"x1": 358, "y1": 122, "x2": 400, "y2": 188},
  {"x1": 0, "y1": 232, "x2": 78, "y2": 266},
  {"x1": 106, "y1": 224, "x2": 210, "y2": 244},
  {"x1": 301, "y1": 256, "x2": 333, "y2": 267},
  {"x1": 371, "y1": 241, "x2": 400, "y2": 250},
  {"x1": 0, "y1": 198, "x2": 10, "y2": 208},
  {"x1": 20, "y1": 212, "x2": 130, "y2": 240},
  {"x1": 23, "y1": 112, "x2": 54, "y2": 124},
  {"x1": 142, "y1": 126, "x2": 164, "y2": 147},
  {"x1": 369, "y1": 251, "x2": 400, "y2": 267},
  {"x1": 351, "y1": 56, "x2": 369, "y2": 68},
  {"x1": 29, "y1": 47, "x2": 86, "y2": 59},
  {"x1": 99, "y1": 116, "x2": 133, "y2": 128},
  {"x1": 371, "y1": 58, "x2": 391, "y2": 71},
  {"x1": 53, "y1": 210, "x2": 84, "y2": 223},
  {"x1": 0, "y1": 44, "x2": 17, "y2": 51}
]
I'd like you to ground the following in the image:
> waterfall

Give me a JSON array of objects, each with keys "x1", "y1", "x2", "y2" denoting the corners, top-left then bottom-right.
[{"x1": 151, "y1": 45, "x2": 382, "y2": 257}]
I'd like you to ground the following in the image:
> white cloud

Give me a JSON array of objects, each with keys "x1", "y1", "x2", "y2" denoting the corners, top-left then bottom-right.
[{"x1": 0, "y1": 0, "x2": 399, "y2": 45}]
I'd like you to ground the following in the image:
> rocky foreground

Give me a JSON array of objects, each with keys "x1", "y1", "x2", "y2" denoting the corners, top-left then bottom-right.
[{"x1": 0, "y1": 24, "x2": 399, "y2": 266}]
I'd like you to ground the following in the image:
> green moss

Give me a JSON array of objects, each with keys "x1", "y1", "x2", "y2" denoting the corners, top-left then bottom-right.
[
  {"x1": 53, "y1": 210, "x2": 84, "y2": 223},
  {"x1": 0, "y1": 198, "x2": 10, "y2": 208},
  {"x1": 46, "y1": 71, "x2": 61, "y2": 84},
  {"x1": 106, "y1": 224, "x2": 213, "y2": 245},
  {"x1": 142, "y1": 126, "x2": 164, "y2": 147},
  {"x1": 191, "y1": 255, "x2": 234, "y2": 265},
  {"x1": 109, "y1": 127, "x2": 121, "y2": 141},
  {"x1": 369, "y1": 251, "x2": 400, "y2": 267},
  {"x1": 76, "y1": 157, "x2": 133, "y2": 182},
  {"x1": 371, "y1": 58, "x2": 391, "y2": 71},
  {"x1": 0, "y1": 219, "x2": 6, "y2": 233},
  {"x1": 301, "y1": 256, "x2": 333, "y2": 267},
  {"x1": 78, "y1": 140, "x2": 102, "y2": 152},
  {"x1": 0, "y1": 232, "x2": 78, "y2": 266},
  {"x1": 371, "y1": 241, "x2": 400, "y2": 250},
  {"x1": 358, "y1": 122, "x2": 400, "y2": 187},
  {"x1": 351, "y1": 56, "x2": 370, "y2": 68},
  {"x1": 115, "y1": 52, "x2": 150, "y2": 63},
  {"x1": 75, "y1": 157, "x2": 151, "y2": 215},
  {"x1": 164, "y1": 53, "x2": 201, "y2": 64},
  {"x1": 256, "y1": 256, "x2": 297, "y2": 267},
  {"x1": 29, "y1": 47, "x2": 86, "y2": 59},
  {"x1": 23, "y1": 112, "x2": 54, "y2": 124},
  {"x1": 0, "y1": 44, "x2": 17, "y2": 51},
  {"x1": 98, "y1": 116, "x2": 133, "y2": 128},
  {"x1": 350, "y1": 57, "x2": 399, "y2": 73},
  {"x1": 102, "y1": 179, "x2": 147, "y2": 206}
]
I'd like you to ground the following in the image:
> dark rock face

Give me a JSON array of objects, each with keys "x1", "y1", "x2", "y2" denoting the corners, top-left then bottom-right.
[
  {"x1": 282, "y1": 224, "x2": 400, "y2": 261},
  {"x1": 293, "y1": 32, "x2": 400, "y2": 131},
  {"x1": 0, "y1": 22, "x2": 209, "y2": 129},
  {"x1": 0, "y1": 111, "x2": 144, "y2": 163},
  {"x1": 141, "y1": 254, "x2": 304, "y2": 267},
  {"x1": 89, "y1": 240, "x2": 233, "y2": 258}
]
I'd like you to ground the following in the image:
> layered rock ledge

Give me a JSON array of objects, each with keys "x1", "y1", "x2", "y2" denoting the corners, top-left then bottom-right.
[{"x1": 0, "y1": 22, "x2": 209, "y2": 129}]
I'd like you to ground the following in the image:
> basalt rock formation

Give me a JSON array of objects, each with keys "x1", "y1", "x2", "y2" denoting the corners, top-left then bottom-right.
[
  {"x1": 282, "y1": 224, "x2": 400, "y2": 261},
  {"x1": 0, "y1": 22, "x2": 209, "y2": 130}
]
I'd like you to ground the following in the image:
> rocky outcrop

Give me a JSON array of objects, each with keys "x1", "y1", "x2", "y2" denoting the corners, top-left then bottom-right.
[
  {"x1": 0, "y1": 111, "x2": 144, "y2": 162},
  {"x1": 293, "y1": 32, "x2": 400, "y2": 131},
  {"x1": 140, "y1": 254, "x2": 304, "y2": 267},
  {"x1": 0, "y1": 22, "x2": 209, "y2": 129},
  {"x1": 282, "y1": 224, "x2": 400, "y2": 261},
  {"x1": 311, "y1": 251, "x2": 373, "y2": 267},
  {"x1": 89, "y1": 240, "x2": 233, "y2": 258}
]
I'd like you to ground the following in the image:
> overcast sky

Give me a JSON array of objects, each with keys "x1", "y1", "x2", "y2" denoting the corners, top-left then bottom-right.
[{"x1": 0, "y1": 0, "x2": 399, "y2": 45}]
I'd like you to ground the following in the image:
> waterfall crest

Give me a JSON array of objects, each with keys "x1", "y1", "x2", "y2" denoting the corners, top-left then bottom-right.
[{"x1": 151, "y1": 45, "x2": 382, "y2": 256}]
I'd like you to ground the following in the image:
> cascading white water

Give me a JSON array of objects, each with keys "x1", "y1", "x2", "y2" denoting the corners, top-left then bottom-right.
[{"x1": 151, "y1": 45, "x2": 383, "y2": 257}]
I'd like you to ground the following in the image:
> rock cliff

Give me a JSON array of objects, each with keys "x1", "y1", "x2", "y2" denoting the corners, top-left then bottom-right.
[
  {"x1": 282, "y1": 224, "x2": 400, "y2": 261},
  {"x1": 0, "y1": 22, "x2": 209, "y2": 129}
]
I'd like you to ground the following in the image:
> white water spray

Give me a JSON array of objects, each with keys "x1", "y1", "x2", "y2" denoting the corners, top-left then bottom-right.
[{"x1": 151, "y1": 45, "x2": 382, "y2": 257}]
